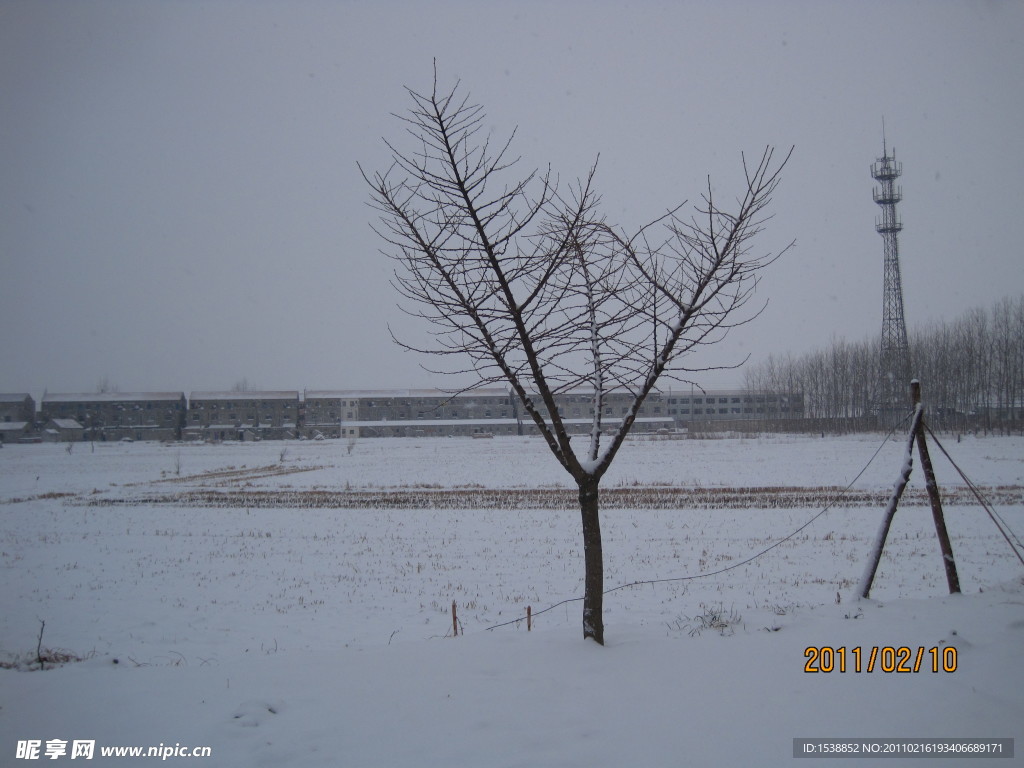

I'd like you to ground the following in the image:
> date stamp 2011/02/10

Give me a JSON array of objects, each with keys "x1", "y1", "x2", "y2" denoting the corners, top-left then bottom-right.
[{"x1": 803, "y1": 646, "x2": 957, "y2": 673}]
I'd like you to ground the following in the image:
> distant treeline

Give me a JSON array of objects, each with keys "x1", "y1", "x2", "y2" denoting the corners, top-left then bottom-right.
[{"x1": 744, "y1": 294, "x2": 1024, "y2": 433}]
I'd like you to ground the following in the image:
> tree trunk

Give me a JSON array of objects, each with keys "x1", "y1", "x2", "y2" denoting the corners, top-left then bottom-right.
[{"x1": 578, "y1": 477, "x2": 604, "y2": 645}]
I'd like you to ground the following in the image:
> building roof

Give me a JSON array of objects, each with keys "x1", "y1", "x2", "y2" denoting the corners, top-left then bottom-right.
[
  {"x1": 48, "y1": 418, "x2": 83, "y2": 429},
  {"x1": 0, "y1": 393, "x2": 32, "y2": 403},
  {"x1": 343, "y1": 418, "x2": 521, "y2": 428},
  {"x1": 342, "y1": 416, "x2": 674, "y2": 428},
  {"x1": 189, "y1": 391, "x2": 299, "y2": 401},
  {"x1": 0, "y1": 421, "x2": 30, "y2": 432},
  {"x1": 43, "y1": 392, "x2": 185, "y2": 404},
  {"x1": 304, "y1": 387, "x2": 511, "y2": 400}
]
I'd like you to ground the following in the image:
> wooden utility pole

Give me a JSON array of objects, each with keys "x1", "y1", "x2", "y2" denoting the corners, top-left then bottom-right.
[
  {"x1": 912, "y1": 381, "x2": 961, "y2": 594},
  {"x1": 858, "y1": 397, "x2": 923, "y2": 599},
  {"x1": 859, "y1": 381, "x2": 961, "y2": 598}
]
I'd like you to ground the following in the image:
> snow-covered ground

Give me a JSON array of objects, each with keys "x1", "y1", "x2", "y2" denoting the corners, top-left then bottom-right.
[{"x1": 1, "y1": 434, "x2": 1022, "y2": 766}]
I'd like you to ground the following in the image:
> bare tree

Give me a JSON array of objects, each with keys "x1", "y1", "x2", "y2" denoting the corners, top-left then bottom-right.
[
  {"x1": 363, "y1": 69, "x2": 791, "y2": 644},
  {"x1": 95, "y1": 377, "x2": 119, "y2": 394}
]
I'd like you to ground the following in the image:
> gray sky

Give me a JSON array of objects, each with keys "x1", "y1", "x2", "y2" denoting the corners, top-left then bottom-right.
[{"x1": 2, "y1": 0, "x2": 1022, "y2": 397}]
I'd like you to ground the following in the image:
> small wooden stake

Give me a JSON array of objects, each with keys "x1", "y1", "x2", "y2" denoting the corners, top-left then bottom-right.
[
  {"x1": 527, "y1": 605, "x2": 532, "y2": 632},
  {"x1": 451, "y1": 600, "x2": 458, "y2": 637}
]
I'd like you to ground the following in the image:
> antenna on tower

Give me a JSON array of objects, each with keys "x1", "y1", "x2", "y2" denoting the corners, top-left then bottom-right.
[{"x1": 881, "y1": 116, "x2": 887, "y2": 157}]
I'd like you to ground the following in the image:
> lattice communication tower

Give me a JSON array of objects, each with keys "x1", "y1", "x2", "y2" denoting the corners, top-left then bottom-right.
[{"x1": 872, "y1": 133, "x2": 912, "y2": 427}]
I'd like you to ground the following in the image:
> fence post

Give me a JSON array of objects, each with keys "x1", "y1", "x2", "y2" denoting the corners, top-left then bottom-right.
[
  {"x1": 527, "y1": 605, "x2": 532, "y2": 632},
  {"x1": 452, "y1": 600, "x2": 458, "y2": 637}
]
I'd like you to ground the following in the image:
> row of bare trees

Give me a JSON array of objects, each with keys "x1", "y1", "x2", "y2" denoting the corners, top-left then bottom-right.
[{"x1": 744, "y1": 294, "x2": 1024, "y2": 432}]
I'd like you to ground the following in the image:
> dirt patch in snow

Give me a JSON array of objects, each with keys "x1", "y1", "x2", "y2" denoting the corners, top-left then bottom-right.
[{"x1": 81, "y1": 484, "x2": 1024, "y2": 510}]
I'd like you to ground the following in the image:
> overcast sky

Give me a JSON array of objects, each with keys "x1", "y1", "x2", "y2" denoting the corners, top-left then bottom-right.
[{"x1": 2, "y1": 0, "x2": 1022, "y2": 398}]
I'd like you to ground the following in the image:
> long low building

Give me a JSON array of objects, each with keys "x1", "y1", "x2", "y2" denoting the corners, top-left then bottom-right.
[
  {"x1": 337, "y1": 416, "x2": 676, "y2": 439},
  {"x1": 663, "y1": 390, "x2": 803, "y2": 420},
  {"x1": 302, "y1": 388, "x2": 518, "y2": 438},
  {"x1": 184, "y1": 391, "x2": 300, "y2": 441},
  {"x1": 40, "y1": 392, "x2": 186, "y2": 442},
  {"x1": 7, "y1": 386, "x2": 804, "y2": 442},
  {"x1": 305, "y1": 388, "x2": 677, "y2": 439}
]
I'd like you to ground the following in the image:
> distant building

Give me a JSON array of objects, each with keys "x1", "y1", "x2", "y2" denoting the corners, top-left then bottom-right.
[
  {"x1": 535, "y1": 389, "x2": 671, "y2": 432},
  {"x1": 312, "y1": 387, "x2": 675, "y2": 438},
  {"x1": 9, "y1": 383, "x2": 806, "y2": 443},
  {"x1": 301, "y1": 390, "x2": 351, "y2": 439},
  {"x1": 43, "y1": 418, "x2": 84, "y2": 443},
  {"x1": 664, "y1": 389, "x2": 804, "y2": 427},
  {"x1": 305, "y1": 388, "x2": 518, "y2": 438},
  {"x1": 40, "y1": 392, "x2": 186, "y2": 441},
  {"x1": 0, "y1": 420, "x2": 34, "y2": 443},
  {"x1": 185, "y1": 391, "x2": 300, "y2": 441},
  {"x1": 0, "y1": 393, "x2": 35, "y2": 424}
]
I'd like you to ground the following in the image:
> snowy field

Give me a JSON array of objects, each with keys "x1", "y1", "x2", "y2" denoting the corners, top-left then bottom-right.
[{"x1": 1, "y1": 433, "x2": 1022, "y2": 766}]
